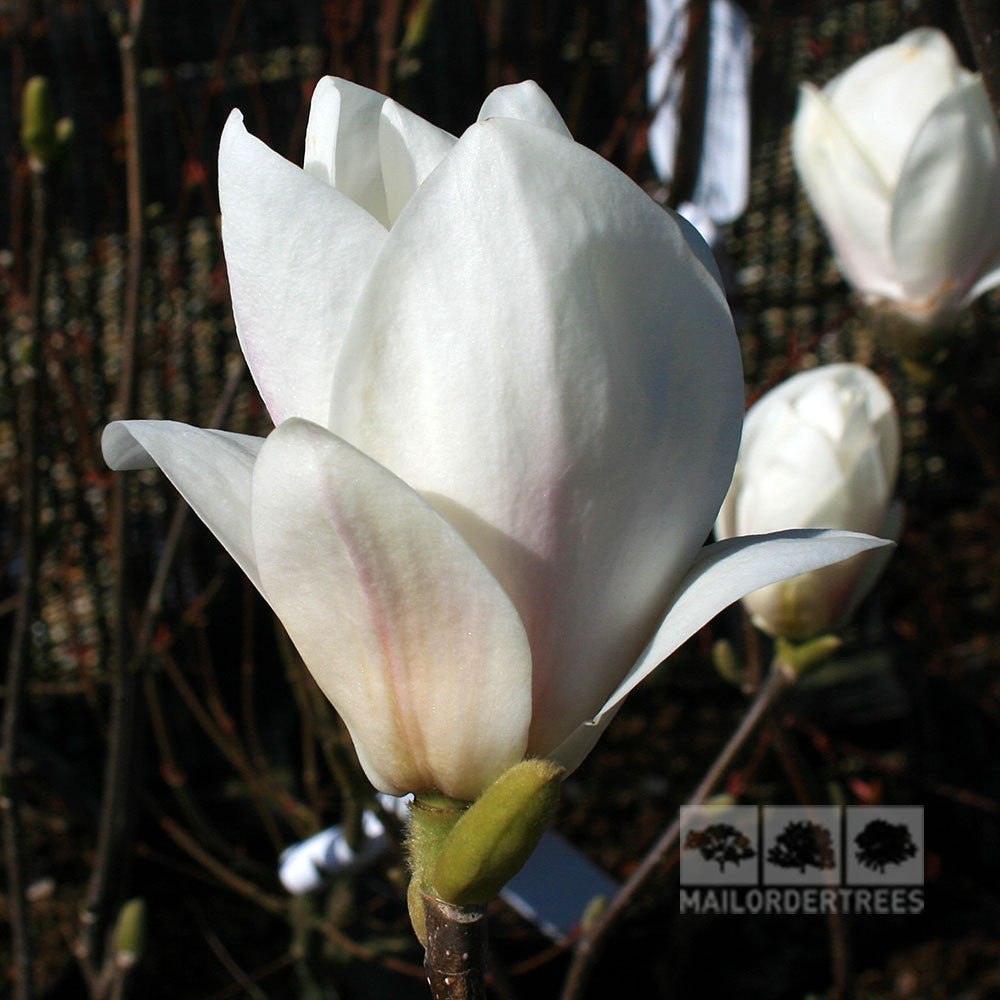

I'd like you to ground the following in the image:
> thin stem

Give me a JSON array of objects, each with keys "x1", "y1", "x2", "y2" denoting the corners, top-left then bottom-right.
[
  {"x1": 422, "y1": 895, "x2": 487, "y2": 1000},
  {"x1": 559, "y1": 663, "x2": 795, "y2": 1000},
  {"x1": 766, "y1": 721, "x2": 851, "y2": 999},
  {"x1": 1, "y1": 154, "x2": 46, "y2": 1000},
  {"x1": 958, "y1": 0, "x2": 1000, "y2": 126},
  {"x1": 82, "y1": 4, "x2": 147, "y2": 978}
]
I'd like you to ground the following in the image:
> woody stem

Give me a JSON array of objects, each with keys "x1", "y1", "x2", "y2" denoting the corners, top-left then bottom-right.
[{"x1": 422, "y1": 894, "x2": 487, "y2": 1000}]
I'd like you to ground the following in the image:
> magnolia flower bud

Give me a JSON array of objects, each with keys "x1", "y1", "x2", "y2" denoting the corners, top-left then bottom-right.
[
  {"x1": 792, "y1": 28, "x2": 1000, "y2": 328},
  {"x1": 104, "y1": 79, "x2": 890, "y2": 804},
  {"x1": 716, "y1": 364, "x2": 901, "y2": 641}
]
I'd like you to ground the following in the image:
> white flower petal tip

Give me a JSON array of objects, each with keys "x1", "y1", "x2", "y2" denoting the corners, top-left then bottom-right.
[
  {"x1": 477, "y1": 81, "x2": 572, "y2": 137},
  {"x1": 102, "y1": 420, "x2": 265, "y2": 591},
  {"x1": 250, "y1": 419, "x2": 532, "y2": 802},
  {"x1": 219, "y1": 105, "x2": 386, "y2": 426},
  {"x1": 588, "y1": 528, "x2": 894, "y2": 729},
  {"x1": 792, "y1": 28, "x2": 1000, "y2": 329},
  {"x1": 304, "y1": 76, "x2": 393, "y2": 225},
  {"x1": 378, "y1": 99, "x2": 456, "y2": 225}
]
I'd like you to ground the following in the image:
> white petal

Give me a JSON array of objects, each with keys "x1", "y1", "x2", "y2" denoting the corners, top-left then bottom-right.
[
  {"x1": 477, "y1": 81, "x2": 572, "y2": 137},
  {"x1": 378, "y1": 99, "x2": 456, "y2": 226},
  {"x1": 964, "y1": 253, "x2": 1000, "y2": 305},
  {"x1": 546, "y1": 710, "x2": 617, "y2": 777},
  {"x1": 791, "y1": 84, "x2": 902, "y2": 301},
  {"x1": 219, "y1": 110, "x2": 386, "y2": 426},
  {"x1": 589, "y1": 529, "x2": 893, "y2": 725},
  {"x1": 250, "y1": 418, "x2": 532, "y2": 801},
  {"x1": 303, "y1": 76, "x2": 340, "y2": 187},
  {"x1": 102, "y1": 420, "x2": 264, "y2": 590},
  {"x1": 823, "y1": 28, "x2": 967, "y2": 189},
  {"x1": 331, "y1": 116, "x2": 742, "y2": 759},
  {"x1": 671, "y1": 207, "x2": 726, "y2": 291},
  {"x1": 304, "y1": 77, "x2": 391, "y2": 226},
  {"x1": 891, "y1": 77, "x2": 1000, "y2": 319}
]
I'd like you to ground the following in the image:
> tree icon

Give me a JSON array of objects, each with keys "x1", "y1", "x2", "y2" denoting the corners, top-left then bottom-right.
[
  {"x1": 683, "y1": 823, "x2": 756, "y2": 873},
  {"x1": 767, "y1": 820, "x2": 837, "y2": 873},
  {"x1": 854, "y1": 819, "x2": 918, "y2": 873}
]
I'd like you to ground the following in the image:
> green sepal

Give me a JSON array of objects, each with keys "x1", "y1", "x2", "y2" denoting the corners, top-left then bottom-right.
[
  {"x1": 432, "y1": 759, "x2": 564, "y2": 906},
  {"x1": 775, "y1": 634, "x2": 842, "y2": 678},
  {"x1": 113, "y1": 898, "x2": 147, "y2": 968}
]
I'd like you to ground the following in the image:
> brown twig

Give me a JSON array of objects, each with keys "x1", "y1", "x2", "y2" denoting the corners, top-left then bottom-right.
[
  {"x1": 767, "y1": 720, "x2": 851, "y2": 999},
  {"x1": 423, "y1": 895, "x2": 487, "y2": 1000},
  {"x1": 157, "y1": 646, "x2": 289, "y2": 848},
  {"x1": 559, "y1": 663, "x2": 796, "y2": 1000},
  {"x1": 82, "y1": 2, "x2": 147, "y2": 982},
  {"x1": 958, "y1": 0, "x2": 1000, "y2": 126},
  {"x1": 1, "y1": 145, "x2": 47, "y2": 1000},
  {"x1": 156, "y1": 814, "x2": 289, "y2": 917}
]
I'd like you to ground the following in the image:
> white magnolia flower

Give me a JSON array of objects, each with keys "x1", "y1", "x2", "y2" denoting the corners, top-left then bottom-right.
[
  {"x1": 716, "y1": 364, "x2": 901, "y2": 641},
  {"x1": 793, "y1": 28, "x2": 1000, "y2": 327},
  {"x1": 104, "y1": 79, "x2": 889, "y2": 801}
]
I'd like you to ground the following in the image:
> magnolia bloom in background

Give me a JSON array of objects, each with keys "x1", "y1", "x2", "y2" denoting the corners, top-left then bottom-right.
[
  {"x1": 104, "y1": 79, "x2": 889, "y2": 802},
  {"x1": 793, "y1": 28, "x2": 1000, "y2": 328},
  {"x1": 716, "y1": 364, "x2": 901, "y2": 642}
]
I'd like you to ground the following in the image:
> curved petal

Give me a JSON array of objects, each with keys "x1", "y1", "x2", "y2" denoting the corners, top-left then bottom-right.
[
  {"x1": 671, "y1": 208, "x2": 726, "y2": 291},
  {"x1": 304, "y1": 77, "x2": 391, "y2": 226},
  {"x1": 102, "y1": 420, "x2": 265, "y2": 590},
  {"x1": 378, "y1": 99, "x2": 456, "y2": 226},
  {"x1": 546, "y1": 709, "x2": 617, "y2": 777},
  {"x1": 249, "y1": 418, "x2": 532, "y2": 800},
  {"x1": 791, "y1": 85, "x2": 901, "y2": 301},
  {"x1": 477, "y1": 81, "x2": 572, "y2": 137},
  {"x1": 891, "y1": 77, "x2": 1000, "y2": 319},
  {"x1": 302, "y1": 76, "x2": 340, "y2": 187},
  {"x1": 823, "y1": 28, "x2": 967, "y2": 188},
  {"x1": 589, "y1": 529, "x2": 893, "y2": 727},
  {"x1": 331, "y1": 116, "x2": 743, "y2": 759},
  {"x1": 219, "y1": 110, "x2": 386, "y2": 426}
]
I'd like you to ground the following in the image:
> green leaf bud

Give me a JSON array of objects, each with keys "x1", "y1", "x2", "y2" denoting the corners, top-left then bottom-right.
[
  {"x1": 113, "y1": 898, "x2": 147, "y2": 969},
  {"x1": 21, "y1": 77, "x2": 58, "y2": 169}
]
